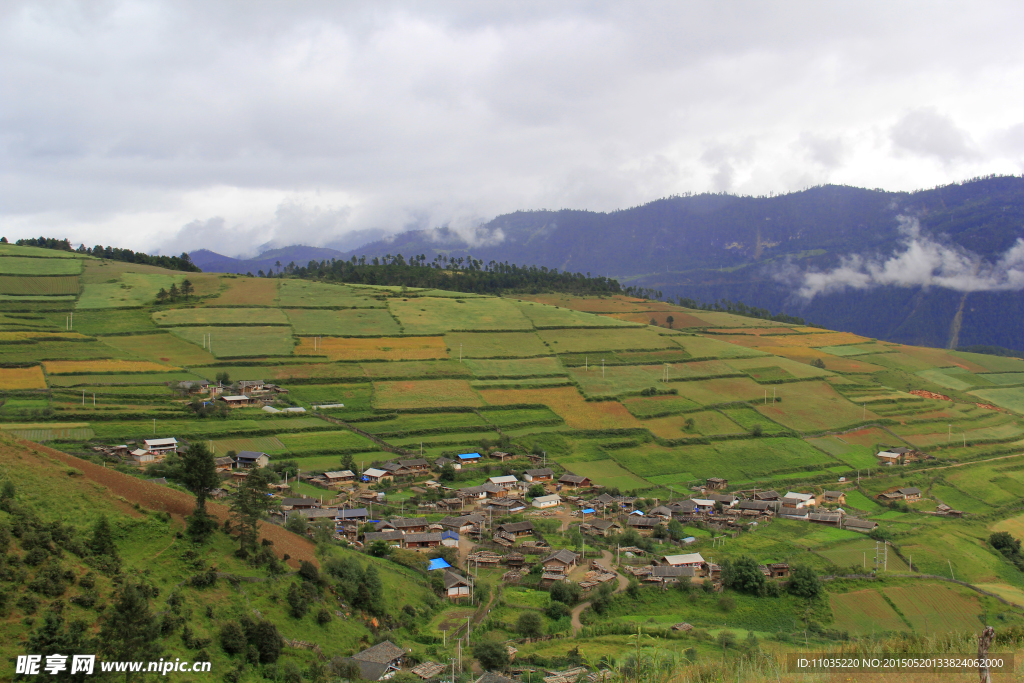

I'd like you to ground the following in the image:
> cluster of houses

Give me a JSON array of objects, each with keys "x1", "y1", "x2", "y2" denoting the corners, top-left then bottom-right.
[
  {"x1": 94, "y1": 437, "x2": 182, "y2": 465},
  {"x1": 176, "y1": 378, "x2": 290, "y2": 409},
  {"x1": 875, "y1": 446, "x2": 932, "y2": 466}
]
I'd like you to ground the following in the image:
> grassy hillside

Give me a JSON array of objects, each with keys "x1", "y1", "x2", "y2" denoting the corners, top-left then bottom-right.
[{"x1": 6, "y1": 244, "x2": 1024, "y2": 679}]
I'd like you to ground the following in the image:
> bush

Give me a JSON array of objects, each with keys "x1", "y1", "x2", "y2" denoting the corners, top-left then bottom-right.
[
  {"x1": 546, "y1": 601, "x2": 571, "y2": 620},
  {"x1": 718, "y1": 595, "x2": 735, "y2": 612},
  {"x1": 549, "y1": 580, "x2": 581, "y2": 606},
  {"x1": 220, "y1": 621, "x2": 247, "y2": 655},
  {"x1": 721, "y1": 556, "x2": 766, "y2": 596},
  {"x1": 517, "y1": 611, "x2": 544, "y2": 638},
  {"x1": 786, "y1": 565, "x2": 821, "y2": 599},
  {"x1": 474, "y1": 640, "x2": 509, "y2": 670},
  {"x1": 316, "y1": 609, "x2": 333, "y2": 626}
]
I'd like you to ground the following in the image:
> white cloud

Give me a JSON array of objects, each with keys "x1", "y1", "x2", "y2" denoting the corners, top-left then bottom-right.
[
  {"x1": 791, "y1": 216, "x2": 1024, "y2": 298},
  {"x1": 2, "y1": 1, "x2": 1024, "y2": 253}
]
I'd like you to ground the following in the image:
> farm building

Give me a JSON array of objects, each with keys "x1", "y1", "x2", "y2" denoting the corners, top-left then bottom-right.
[
  {"x1": 324, "y1": 470, "x2": 355, "y2": 485},
  {"x1": 439, "y1": 514, "x2": 485, "y2": 533},
  {"x1": 583, "y1": 519, "x2": 619, "y2": 536},
  {"x1": 707, "y1": 493, "x2": 738, "y2": 507},
  {"x1": 378, "y1": 518, "x2": 430, "y2": 534},
  {"x1": 488, "y1": 475, "x2": 519, "y2": 488},
  {"x1": 649, "y1": 505, "x2": 673, "y2": 519},
  {"x1": 441, "y1": 530, "x2": 459, "y2": 547},
  {"x1": 458, "y1": 453, "x2": 481, "y2": 463},
  {"x1": 435, "y1": 457, "x2": 461, "y2": 470},
  {"x1": 364, "y1": 530, "x2": 404, "y2": 545},
  {"x1": 143, "y1": 437, "x2": 178, "y2": 455},
  {"x1": 235, "y1": 451, "x2": 270, "y2": 468},
  {"x1": 898, "y1": 487, "x2": 922, "y2": 501},
  {"x1": 349, "y1": 641, "x2": 407, "y2": 681},
  {"x1": 220, "y1": 395, "x2": 253, "y2": 407},
  {"x1": 131, "y1": 449, "x2": 155, "y2": 464},
  {"x1": 782, "y1": 492, "x2": 816, "y2": 509},
  {"x1": 542, "y1": 549, "x2": 579, "y2": 574},
  {"x1": 524, "y1": 468, "x2": 554, "y2": 482},
  {"x1": 820, "y1": 491, "x2": 845, "y2": 505},
  {"x1": 659, "y1": 553, "x2": 705, "y2": 569},
  {"x1": 337, "y1": 507, "x2": 370, "y2": 522},
  {"x1": 444, "y1": 571, "x2": 471, "y2": 599},
  {"x1": 489, "y1": 451, "x2": 514, "y2": 461},
  {"x1": 705, "y1": 477, "x2": 728, "y2": 490},
  {"x1": 495, "y1": 521, "x2": 534, "y2": 537},
  {"x1": 237, "y1": 380, "x2": 265, "y2": 395},
  {"x1": 844, "y1": 517, "x2": 879, "y2": 532},
  {"x1": 768, "y1": 563, "x2": 790, "y2": 578},
  {"x1": 532, "y1": 494, "x2": 561, "y2": 509},
  {"x1": 280, "y1": 497, "x2": 319, "y2": 510},
  {"x1": 625, "y1": 516, "x2": 661, "y2": 535},
  {"x1": 558, "y1": 473, "x2": 591, "y2": 488},
  {"x1": 403, "y1": 532, "x2": 442, "y2": 549},
  {"x1": 362, "y1": 468, "x2": 393, "y2": 483},
  {"x1": 213, "y1": 456, "x2": 235, "y2": 472},
  {"x1": 808, "y1": 511, "x2": 842, "y2": 526},
  {"x1": 753, "y1": 490, "x2": 780, "y2": 501},
  {"x1": 650, "y1": 566, "x2": 695, "y2": 585}
]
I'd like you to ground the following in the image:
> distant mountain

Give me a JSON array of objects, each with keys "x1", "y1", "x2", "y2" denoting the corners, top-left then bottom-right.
[{"x1": 189, "y1": 245, "x2": 348, "y2": 275}]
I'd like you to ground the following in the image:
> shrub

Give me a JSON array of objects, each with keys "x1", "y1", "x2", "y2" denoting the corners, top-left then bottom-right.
[
  {"x1": 474, "y1": 640, "x2": 509, "y2": 670},
  {"x1": 316, "y1": 609, "x2": 333, "y2": 626},
  {"x1": 517, "y1": 611, "x2": 543, "y2": 638}
]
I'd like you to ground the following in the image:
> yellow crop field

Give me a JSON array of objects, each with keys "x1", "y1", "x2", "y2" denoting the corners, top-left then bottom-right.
[
  {"x1": 43, "y1": 359, "x2": 179, "y2": 374},
  {"x1": 606, "y1": 311, "x2": 709, "y2": 328},
  {"x1": 764, "y1": 331, "x2": 870, "y2": 348},
  {"x1": 0, "y1": 366, "x2": 47, "y2": 389},
  {"x1": 479, "y1": 386, "x2": 641, "y2": 429},
  {"x1": 203, "y1": 277, "x2": 279, "y2": 306},
  {"x1": 296, "y1": 336, "x2": 448, "y2": 361}
]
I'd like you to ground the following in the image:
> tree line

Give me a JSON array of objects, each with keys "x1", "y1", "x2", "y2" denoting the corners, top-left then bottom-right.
[
  {"x1": 252, "y1": 252, "x2": 624, "y2": 296},
  {"x1": 13, "y1": 236, "x2": 201, "y2": 272}
]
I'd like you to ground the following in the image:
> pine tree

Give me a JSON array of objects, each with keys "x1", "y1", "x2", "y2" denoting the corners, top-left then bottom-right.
[
  {"x1": 99, "y1": 584, "x2": 162, "y2": 681},
  {"x1": 180, "y1": 279, "x2": 194, "y2": 299},
  {"x1": 180, "y1": 443, "x2": 220, "y2": 543},
  {"x1": 229, "y1": 468, "x2": 277, "y2": 558},
  {"x1": 89, "y1": 515, "x2": 117, "y2": 557}
]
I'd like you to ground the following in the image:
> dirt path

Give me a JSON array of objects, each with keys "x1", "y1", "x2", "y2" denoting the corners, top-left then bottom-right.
[{"x1": 569, "y1": 549, "x2": 626, "y2": 633}]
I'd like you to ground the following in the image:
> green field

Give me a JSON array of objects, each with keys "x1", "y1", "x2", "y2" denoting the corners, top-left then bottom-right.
[
  {"x1": 470, "y1": 377, "x2": 573, "y2": 389},
  {"x1": 673, "y1": 376, "x2": 770, "y2": 406},
  {"x1": 89, "y1": 416, "x2": 331, "y2": 439},
  {"x1": 0, "y1": 256, "x2": 83, "y2": 275},
  {"x1": 559, "y1": 348, "x2": 692, "y2": 366},
  {"x1": 674, "y1": 335, "x2": 767, "y2": 359},
  {"x1": 101, "y1": 333, "x2": 217, "y2": 366},
  {"x1": 620, "y1": 394, "x2": 701, "y2": 417},
  {"x1": 358, "y1": 412, "x2": 489, "y2": 435},
  {"x1": 443, "y1": 331, "x2": 548, "y2": 358},
  {"x1": 45, "y1": 309, "x2": 158, "y2": 335},
  {"x1": 816, "y1": 537, "x2": 910, "y2": 571},
  {"x1": 883, "y1": 584, "x2": 982, "y2": 633},
  {"x1": 561, "y1": 458, "x2": 650, "y2": 490},
  {"x1": 842, "y1": 489, "x2": 884, "y2": 513},
  {"x1": 969, "y1": 387, "x2": 1024, "y2": 413},
  {"x1": 286, "y1": 308, "x2": 401, "y2": 335},
  {"x1": 0, "y1": 275, "x2": 79, "y2": 295},
  {"x1": 514, "y1": 301, "x2": 638, "y2": 328},
  {"x1": 831, "y1": 590, "x2": 907, "y2": 633},
  {"x1": 462, "y1": 356, "x2": 565, "y2": 377},
  {"x1": 978, "y1": 372, "x2": 1024, "y2": 385},
  {"x1": 373, "y1": 380, "x2": 484, "y2": 409},
  {"x1": 642, "y1": 410, "x2": 745, "y2": 439},
  {"x1": 952, "y1": 351, "x2": 1024, "y2": 373},
  {"x1": 0, "y1": 340, "x2": 118, "y2": 364},
  {"x1": 277, "y1": 280, "x2": 386, "y2": 307},
  {"x1": 277, "y1": 430, "x2": 379, "y2": 453},
  {"x1": 389, "y1": 297, "x2": 532, "y2": 333},
  {"x1": 756, "y1": 381, "x2": 878, "y2": 432},
  {"x1": 479, "y1": 406, "x2": 562, "y2": 427},
  {"x1": 284, "y1": 383, "x2": 374, "y2": 410},
  {"x1": 208, "y1": 436, "x2": 287, "y2": 454},
  {"x1": 7, "y1": 427, "x2": 95, "y2": 441},
  {"x1": 804, "y1": 435, "x2": 880, "y2": 469},
  {"x1": 154, "y1": 308, "x2": 289, "y2": 326},
  {"x1": 78, "y1": 273, "x2": 191, "y2": 309},
  {"x1": 191, "y1": 363, "x2": 364, "y2": 383},
  {"x1": 360, "y1": 360, "x2": 471, "y2": 379},
  {"x1": 719, "y1": 406, "x2": 790, "y2": 435},
  {"x1": 46, "y1": 371, "x2": 205, "y2": 386},
  {"x1": 569, "y1": 364, "x2": 689, "y2": 397},
  {"x1": 170, "y1": 326, "x2": 295, "y2": 357},
  {"x1": 607, "y1": 436, "x2": 836, "y2": 481},
  {"x1": 538, "y1": 327, "x2": 675, "y2": 353}
]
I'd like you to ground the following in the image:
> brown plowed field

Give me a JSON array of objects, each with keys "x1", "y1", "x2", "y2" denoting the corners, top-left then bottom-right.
[{"x1": 22, "y1": 439, "x2": 316, "y2": 567}]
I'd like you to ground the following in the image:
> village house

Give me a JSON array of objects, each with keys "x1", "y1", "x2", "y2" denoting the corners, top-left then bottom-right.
[
  {"x1": 753, "y1": 490, "x2": 781, "y2": 502},
  {"x1": 583, "y1": 519, "x2": 619, "y2": 537},
  {"x1": 220, "y1": 394, "x2": 253, "y2": 408},
  {"x1": 213, "y1": 456, "x2": 235, "y2": 473},
  {"x1": 489, "y1": 451, "x2": 514, "y2": 461},
  {"x1": 323, "y1": 470, "x2": 355, "y2": 486},
  {"x1": 439, "y1": 514, "x2": 486, "y2": 533},
  {"x1": 898, "y1": 487, "x2": 922, "y2": 502},
  {"x1": 458, "y1": 452, "x2": 481, "y2": 464},
  {"x1": 495, "y1": 521, "x2": 534, "y2": 538},
  {"x1": 280, "y1": 497, "x2": 319, "y2": 510},
  {"x1": 237, "y1": 380, "x2": 265, "y2": 395},
  {"x1": 364, "y1": 530, "x2": 404, "y2": 545},
  {"x1": 648, "y1": 505, "x2": 673, "y2": 520},
  {"x1": 820, "y1": 490, "x2": 846, "y2": 505},
  {"x1": 876, "y1": 446, "x2": 916, "y2": 465},
  {"x1": 707, "y1": 493, "x2": 738, "y2": 508},
  {"x1": 444, "y1": 571, "x2": 471, "y2": 599},
  {"x1": 542, "y1": 549, "x2": 579, "y2": 574},
  {"x1": 558, "y1": 473, "x2": 591, "y2": 489},
  {"x1": 782, "y1": 492, "x2": 816, "y2": 509},
  {"x1": 336, "y1": 507, "x2": 370, "y2": 523},
  {"x1": 650, "y1": 566, "x2": 695, "y2": 586},
  {"x1": 768, "y1": 563, "x2": 790, "y2": 578},
  {"x1": 737, "y1": 500, "x2": 774, "y2": 515},
  {"x1": 378, "y1": 518, "x2": 430, "y2": 534},
  {"x1": 705, "y1": 477, "x2": 728, "y2": 490},
  {"x1": 808, "y1": 511, "x2": 842, "y2": 526},
  {"x1": 531, "y1": 494, "x2": 561, "y2": 509},
  {"x1": 843, "y1": 517, "x2": 879, "y2": 533},
  {"x1": 347, "y1": 641, "x2": 407, "y2": 681},
  {"x1": 235, "y1": 451, "x2": 270, "y2": 469},
  {"x1": 397, "y1": 458, "x2": 430, "y2": 474},
  {"x1": 131, "y1": 448, "x2": 156, "y2": 464},
  {"x1": 362, "y1": 468, "x2": 393, "y2": 484},
  {"x1": 488, "y1": 475, "x2": 519, "y2": 489},
  {"x1": 523, "y1": 468, "x2": 554, "y2": 482},
  {"x1": 659, "y1": 553, "x2": 706, "y2": 570},
  {"x1": 402, "y1": 532, "x2": 443, "y2": 549},
  {"x1": 435, "y1": 457, "x2": 461, "y2": 470},
  {"x1": 625, "y1": 516, "x2": 661, "y2": 536},
  {"x1": 143, "y1": 437, "x2": 178, "y2": 455}
]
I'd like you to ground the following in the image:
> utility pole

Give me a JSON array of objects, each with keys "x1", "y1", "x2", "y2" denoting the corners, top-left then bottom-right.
[
  {"x1": 602, "y1": 359, "x2": 605, "y2": 378},
  {"x1": 152, "y1": 418, "x2": 156, "y2": 435},
  {"x1": 948, "y1": 423, "x2": 951, "y2": 443},
  {"x1": 459, "y1": 343, "x2": 462, "y2": 362}
]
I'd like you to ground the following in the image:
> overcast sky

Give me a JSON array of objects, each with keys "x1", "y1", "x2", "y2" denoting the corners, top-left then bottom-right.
[{"x1": 3, "y1": 1, "x2": 1024, "y2": 256}]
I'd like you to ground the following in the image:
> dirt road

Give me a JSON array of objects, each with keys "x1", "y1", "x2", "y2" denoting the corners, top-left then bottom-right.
[{"x1": 569, "y1": 549, "x2": 628, "y2": 632}]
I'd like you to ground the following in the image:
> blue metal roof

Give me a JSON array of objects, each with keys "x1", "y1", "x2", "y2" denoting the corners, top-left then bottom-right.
[
  {"x1": 581, "y1": 508, "x2": 596, "y2": 514},
  {"x1": 427, "y1": 558, "x2": 452, "y2": 571},
  {"x1": 458, "y1": 453, "x2": 481, "y2": 459}
]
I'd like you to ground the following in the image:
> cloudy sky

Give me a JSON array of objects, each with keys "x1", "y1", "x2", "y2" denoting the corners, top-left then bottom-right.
[{"x1": 3, "y1": 1, "x2": 1024, "y2": 256}]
